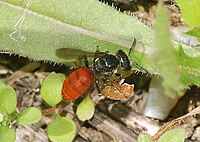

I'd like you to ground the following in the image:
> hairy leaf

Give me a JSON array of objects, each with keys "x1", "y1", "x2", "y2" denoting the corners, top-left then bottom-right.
[
  {"x1": 0, "y1": 0, "x2": 200, "y2": 87},
  {"x1": 0, "y1": 0, "x2": 154, "y2": 72},
  {"x1": 178, "y1": 45, "x2": 200, "y2": 86}
]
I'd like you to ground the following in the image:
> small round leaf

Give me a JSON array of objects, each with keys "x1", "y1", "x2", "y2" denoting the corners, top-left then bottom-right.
[
  {"x1": 0, "y1": 125, "x2": 16, "y2": 142},
  {"x1": 138, "y1": 133, "x2": 152, "y2": 142},
  {"x1": 16, "y1": 107, "x2": 42, "y2": 125},
  {"x1": 47, "y1": 115, "x2": 77, "y2": 142},
  {"x1": 76, "y1": 95, "x2": 95, "y2": 121},
  {"x1": 158, "y1": 128, "x2": 185, "y2": 142},
  {"x1": 0, "y1": 86, "x2": 17, "y2": 114},
  {"x1": 0, "y1": 80, "x2": 6, "y2": 88},
  {"x1": 57, "y1": 73, "x2": 66, "y2": 82},
  {"x1": 41, "y1": 72, "x2": 65, "y2": 107}
]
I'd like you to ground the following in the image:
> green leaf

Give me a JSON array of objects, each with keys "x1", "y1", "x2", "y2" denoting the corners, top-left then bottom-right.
[
  {"x1": 76, "y1": 95, "x2": 95, "y2": 121},
  {"x1": 0, "y1": 111, "x2": 12, "y2": 126},
  {"x1": 0, "y1": 125, "x2": 16, "y2": 142},
  {"x1": 185, "y1": 27, "x2": 200, "y2": 38},
  {"x1": 138, "y1": 133, "x2": 153, "y2": 142},
  {"x1": 47, "y1": 115, "x2": 77, "y2": 142},
  {"x1": 175, "y1": 0, "x2": 200, "y2": 27},
  {"x1": 0, "y1": 85, "x2": 17, "y2": 114},
  {"x1": 1, "y1": 0, "x2": 200, "y2": 87},
  {"x1": 41, "y1": 72, "x2": 64, "y2": 107},
  {"x1": 0, "y1": 80, "x2": 6, "y2": 88},
  {"x1": 57, "y1": 73, "x2": 66, "y2": 82},
  {"x1": 16, "y1": 107, "x2": 42, "y2": 125},
  {"x1": 158, "y1": 128, "x2": 185, "y2": 142},
  {"x1": 152, "y1": 2, "x2": 183, "y2": 96},
  {"x1": 0, "y1": 113, "x2": 3, "y2": 122},
  {"x1": 185, "y1": 26, "x2": 200, "y2": 41},
  {"x1": 178, "y1": 45, "x2": 200, "y2": 86},
  {"x1": 0, "y1": 0, "x2": 154, "y2": 72}
]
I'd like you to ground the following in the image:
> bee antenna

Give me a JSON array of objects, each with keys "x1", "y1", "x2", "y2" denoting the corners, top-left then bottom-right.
[
  {"x1": 128, "y1": 38, "x2": 136, "y2": 56},
  {"x1": 96, "y1": 45, "x2": 100, "y2": 53},
  {"x1": 129, "y1": 38, "x2": 151, "y2": 74}
]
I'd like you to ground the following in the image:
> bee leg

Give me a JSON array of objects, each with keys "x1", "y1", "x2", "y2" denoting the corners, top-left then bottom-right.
[
  {"x1": 82, "y1": 55, "x2": 89, "y2": 68},
  {"x1": 75, "y1": 54, "x2": 89, "y2": 68},
  {"x1": 107, "y1": 78, "x2": 128, "y2": 98},
  {"x1": 132, "y1": 59, "x2": 151, "y2": 74},
  {"x1": 95, "y1": 77, "x2": 101, "y2": 94}
]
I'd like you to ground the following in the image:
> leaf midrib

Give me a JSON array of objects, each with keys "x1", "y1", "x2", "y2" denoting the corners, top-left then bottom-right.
[{"x1": 1, "y1": 1, "x2": 133, "y2": 49}]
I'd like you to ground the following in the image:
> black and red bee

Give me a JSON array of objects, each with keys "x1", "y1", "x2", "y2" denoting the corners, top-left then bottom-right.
[{"x1": 57, "y1": 41, "x2": 137, "y2": 101}]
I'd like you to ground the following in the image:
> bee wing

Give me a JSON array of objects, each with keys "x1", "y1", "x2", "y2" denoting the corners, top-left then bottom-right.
[{"x1": 56, "y1": 48, "x2": 95, "y2": 59}]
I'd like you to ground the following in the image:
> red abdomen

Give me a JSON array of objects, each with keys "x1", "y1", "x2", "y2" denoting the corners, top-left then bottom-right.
[{"x1": 62, "y1": 68, "x2": 93, "y2": 101}]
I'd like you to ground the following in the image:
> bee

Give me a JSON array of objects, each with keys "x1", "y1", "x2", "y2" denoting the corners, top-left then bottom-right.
[{"x1": 59, "y1": 39, "x2": 139, "y2": 101}]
